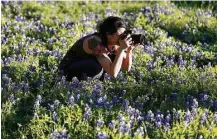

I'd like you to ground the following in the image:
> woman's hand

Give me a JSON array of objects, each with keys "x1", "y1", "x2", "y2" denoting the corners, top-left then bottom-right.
[
  {"x1": 119, "y1": 34, "x2": 132, "y2": 50},
  {"x1": 127, "y1": 42, "x2": 141, "y2": 53},
  {"x1": 126, "y1": 45, "x2": 135, "y2": 53}
]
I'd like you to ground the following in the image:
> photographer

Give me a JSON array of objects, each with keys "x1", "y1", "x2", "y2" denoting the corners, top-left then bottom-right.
[{"x1": 59, "y1": 16, "x2": 142, "y2": 81}]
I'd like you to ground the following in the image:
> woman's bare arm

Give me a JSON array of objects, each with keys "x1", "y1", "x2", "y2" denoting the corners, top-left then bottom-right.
[
  {"x1": 122, "y1": 50, "x2": 132, "y2": 72},
  {"x1": 83, "y1": 36, "x2": 129, "y2": 77}
]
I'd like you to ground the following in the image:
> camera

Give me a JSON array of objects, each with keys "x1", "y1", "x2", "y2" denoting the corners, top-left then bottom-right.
[{"x1": 120, "y1": 30, "x2": 145, "y2": 45}]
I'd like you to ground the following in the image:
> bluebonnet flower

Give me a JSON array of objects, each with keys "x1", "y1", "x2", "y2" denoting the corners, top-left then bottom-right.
[
  {"x1": 166, "y1": 58, "x2": 174, "y2": 67},
  {"x1": 117, "y1": 114, "x2": 126, "y2": 123},
  {"x1": 97, "y1": 95, "x2": 107, "y2": 106},
  {"x1": 52, "y1": 111, "x2": 57, "y2": 121},
  {"x1": 2, "y1": 74, "x2": 10, "y2": 84},
  {"x1": 112, "y1": 96, "x2": 118, "y2": 104},
  {"x1": 49, "y1": 104, "x2": 55, "y2": 112},
  {"x1": 164, "y1": 115, "x2": 171, "y2": 124},
  {"x1": 108, "y1": 120, "x2": 116, "y2": 129},
  {"x1": 75, "y1": 93, "x2": 80, "y2": 101},
  {"x1": 146, "y1": 110, "x2": 154, "y2": 121},
  {"x1": 38, "y1": 76, "x2": 45, "y2": 87},
  {"x1": 96, "y1": 118, "x2": 104, "y2": 127},
  {"x1": 212, "y1": 112, "x2": 217, "y2": 123},
  {"x1": 135, "y1": 100, "x2": 143, "y2": 110},
  {"x1": 199, "y1": 113, "x2": 207, "y2": 125},
  {"x1": 93, "y1": 82, "x2": 103, "y2": 93},
  {"x1": 11, "y1": 83, "x2": 19, "y2": 93},
  {"x1": 122, "y1": 99, "x2": 130, "y2": 110},
  {"x1": 178, "y1": 55, "x2": 185, "y2": 67},
  {"x1": 155, "y1": 121, "x2": 162, "y2": 129},
  {"x1": 117, "y1": 71, "x2": 127, "y2": 82},
  {"x1": 1, "y1": 36, "x2": 8, "y2": 44},
  {"x1": 48, "y1": 38, "x2": 53, "y2": 46},
  {"x1": 83, "y1": 107, "x2": 92, "y2": 121},
  {"x1": 50, "y1": 129, "x2": 69, "y2": 139},
  {"x1": 163, "y1": 122, "x2": 170, "y2": 132},
  {"x1": 104, "y1": 101, "x2": 112, "y2": 110},
  {"x1": 34, "y1": 95, "x2": 42, "y2": 110},
  {"x1": 135, "y1": 109, "x2": 141, "y2": 118},
  {"x1": 48, "y1": 27, "x2": 55, "y2": 35},
  {"x1": 155, "y1": 113, "x2": 163, "y2": 122},
  {"x1": 22, "y1": 83, "x2": 29, "y2": 92},
  {"x1": 88, "y1": 98, "x2": 94, "y2": 105},
  {"x1": 9, "y1": 94, "x2": 15, "y2": 104},
  {"x1": 191, "y1": 99, "x2": 198, "y2": 108},
  {"x1": 183, "y1": 110, "x2": 193, "y2": 126},
  {"x1": 50, "y1": 130, "x2": 59, "y2": 139},
  {"x1": 60, "y1": 129, "x2": 68, "y2": 139},
  {"x1": 54, "y1": 100, "x2": 60, "y2": 106},
  {"x1": 138, "y1": 71, "x2": 145, "y2": 79},
  {"x1": 97, "y1": 131, "x2": 107, "y2": 139},
  {"x1": 191, "y1": 108, "x2": 197, "y2": 117},
  {"x1": 45, "y1": 50, "x2": 52, "y2": 56},
  {"x1": 29, "y1": 65, "x2": 36, "y2": 72},
  {"x1": 68, "y1": 96, "x2": 74, "y2": 107},
  {"x1": 119, "y1": 122, "x2": 131, "y2": 134},
  {"x1": 103, "y1": 73, "x2": 111, "y2": 80},
  {"x1": 199, "y1": 93, "x2": 209, "y2": 101}
]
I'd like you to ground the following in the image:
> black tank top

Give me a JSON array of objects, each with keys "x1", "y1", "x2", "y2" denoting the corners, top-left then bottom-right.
[{"x1": 59, "y1": 33, "x2": 116, "y2": 70}]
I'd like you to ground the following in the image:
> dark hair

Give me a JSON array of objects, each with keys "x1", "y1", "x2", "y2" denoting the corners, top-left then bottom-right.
[{"x1": 97, "y1": 16, "x2": 126, "y2": 48}]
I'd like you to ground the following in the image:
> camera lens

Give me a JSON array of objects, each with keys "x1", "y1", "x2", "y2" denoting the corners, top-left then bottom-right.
[{"x1": 131, "y1": 34, "x2": 145, "y2": 45}]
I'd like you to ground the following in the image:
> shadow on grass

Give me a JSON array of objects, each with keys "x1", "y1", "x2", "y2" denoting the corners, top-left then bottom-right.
[
  {"x1": 172, "y1": 1, "x2": 217, "y2": 11},
  {"x1": 169, "y1": 28, "x2": 216, "y2": 45}
]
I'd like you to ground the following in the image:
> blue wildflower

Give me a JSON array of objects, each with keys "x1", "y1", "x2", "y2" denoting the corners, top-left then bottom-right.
[
  {"x1": 191, "y1": 99, "x2": 198, "y2": 108},
  {"x1": 52, "y1": 112, "x2": 57, "y2": 121},
  {"x1": 97, "y1": 131, "x2": 107, "y2": 139},
  {"x1": 96, "y1": 118, "x2": 104, "y2": 127},
  {"x1": 108, "y1": 120, "x2": 116, "y2": 129},
  {"x1": 199, "y1": 93, "x2": 209, "y2": 101},
  {"x1": 119, "y1": 122, "x2": 131, "y2": 134},
  {"x1": 83, "y1": 108, "x2": 92, "y2": 121},
  {"x1": 50, "y1": 130, "x2": 59, "y2": 139},
  {"x1": 49, "y1": 104, "x2": 55, "y2": 112},
  {"x1": 68, "y1": 96, "x2": 74, "y2": 107}
]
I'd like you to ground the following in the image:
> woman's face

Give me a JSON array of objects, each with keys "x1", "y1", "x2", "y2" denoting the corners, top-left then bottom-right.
[{"x1": 107, "y1": 27, "x2": 126, "y2": 46}]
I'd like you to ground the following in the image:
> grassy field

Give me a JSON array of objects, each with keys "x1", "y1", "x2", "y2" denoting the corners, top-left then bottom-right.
[{"x1": 1, "y1": 1, "x2": 217, "y2": 139}]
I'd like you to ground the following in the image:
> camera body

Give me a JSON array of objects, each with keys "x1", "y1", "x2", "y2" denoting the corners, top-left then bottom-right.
[{"x1": 120, "y1": 30, "x2": 145, "y2": 45}]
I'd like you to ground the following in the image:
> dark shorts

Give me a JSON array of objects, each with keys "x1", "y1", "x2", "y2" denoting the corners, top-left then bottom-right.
[{"x1": 59, "y1": 57, "x2": 104, "y2": 81}]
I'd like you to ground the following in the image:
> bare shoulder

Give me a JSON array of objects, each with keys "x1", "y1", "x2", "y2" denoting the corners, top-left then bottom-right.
[
  {"x1": 84, "y1": 35, "x2": 109, "y2": 60},
  {"x1": 87, "y1": 35, "x2": 102, "y2": 50}
]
